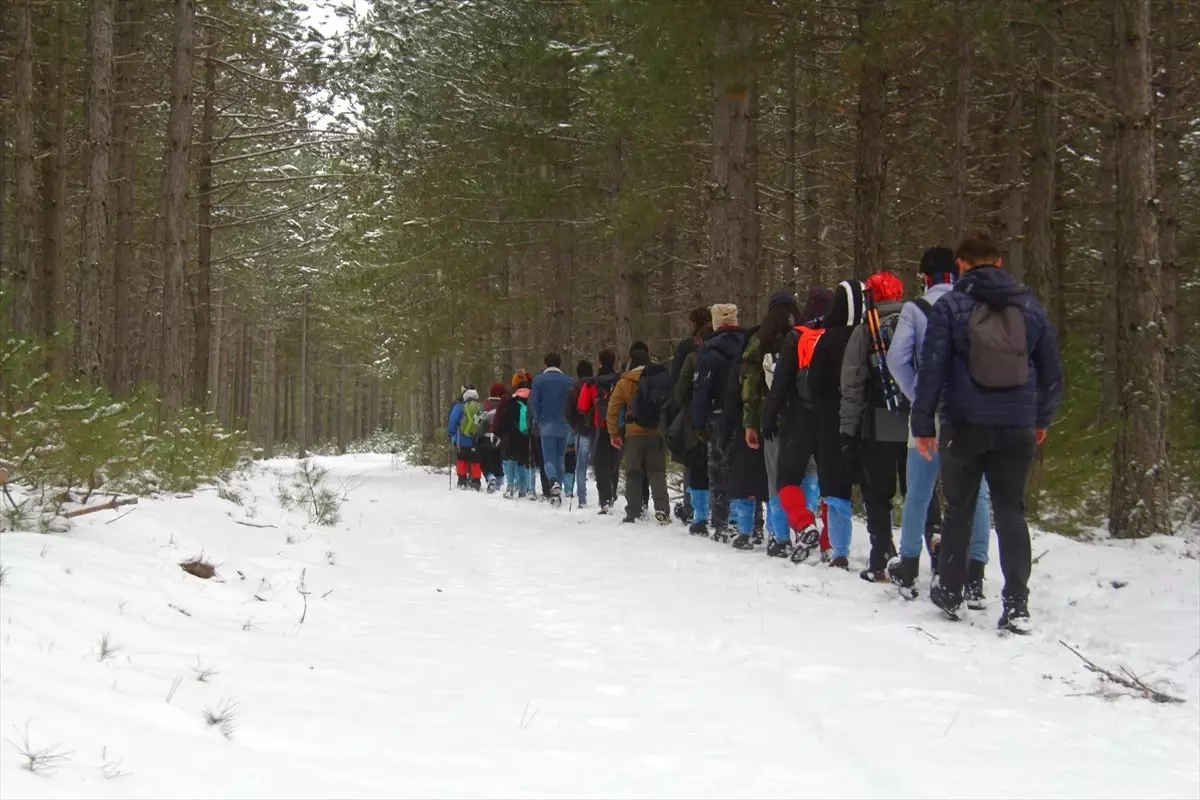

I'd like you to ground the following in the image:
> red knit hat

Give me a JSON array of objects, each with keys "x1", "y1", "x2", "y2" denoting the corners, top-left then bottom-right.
[
  {"x1": 865, "y1": 271, "x2": 905, "y2": 303},
  {"x1": 489, "y1": 382, "x2": 506, "y2": 398}
]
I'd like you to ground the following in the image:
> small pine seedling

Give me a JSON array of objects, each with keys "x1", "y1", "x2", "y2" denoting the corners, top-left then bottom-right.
[
  {"x1": 203, "y1": 700, "x2": 239, "y2": 740},
  {"x1": 97, "y1": 633, "x2": 120, "y2": 662},
  {"x1": 5, "y1": 723, "x2": 72, "y2": 775},
  {"x1": 193, "y1": 658, "x2": 219, "y2": 682}
]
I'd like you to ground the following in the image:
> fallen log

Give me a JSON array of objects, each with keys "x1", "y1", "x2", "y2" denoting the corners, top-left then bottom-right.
[{"x1": 63, "y1": 496, "x2": 139, "y2": 519}]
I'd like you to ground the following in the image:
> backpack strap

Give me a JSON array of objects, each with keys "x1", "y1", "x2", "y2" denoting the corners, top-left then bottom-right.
[{"x1": 912, "y1": 297, "x2": 933, "y2": 318}]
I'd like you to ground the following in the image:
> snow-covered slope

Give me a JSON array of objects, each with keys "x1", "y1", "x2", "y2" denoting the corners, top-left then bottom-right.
[{"x1": 2, "y1": 455, "x2": 1197, "y2": 799}]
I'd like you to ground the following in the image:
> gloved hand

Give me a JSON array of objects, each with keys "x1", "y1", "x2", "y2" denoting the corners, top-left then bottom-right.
[
  {"x1": 761, "y1": 416, "x2": 778, "y2": 441},
  {"x1": 839, "y1": 433, "x2": 862, "y2": 471}
]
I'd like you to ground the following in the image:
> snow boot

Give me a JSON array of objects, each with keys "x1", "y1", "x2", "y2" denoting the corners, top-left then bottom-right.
[
  {"x1": 731, "y1": 533, "x2": 754, "y2": 550},
  {"x1": 599, "y1": 503, "x2": 613, "y2": 516},
  {"x1": 622, "y1": 512, "x2": 638, "y2": 524},
  {"x1": 549, "y1": 480, "x2": 563, "y2": 507},
  {"x1": 655, "y1": 510, "x2": 671, "y2": 525},
  {"x1": 711, "y1": 524, "x2": 731, "y2": 544},
  {"x1": 470, "y1": 477, "x2": 482, "y2": 491},
  {"x1": 828, "y1": 555, "x2": 850, "y2": 570},
  {"x1": 998, "y1": 594, "x2": 1032, "y2": 635},
  {"x1": 888, "y1": 556, "x2": 920, "y2": 600},
  {"x1": 819, "y1": 549, "x2": 832, "y2": 564},
  {"x1": 689, "y1": 521, "x2": 709, "y2": 537},
  {"x1": 486, "y1": 476, "x2": 498, "y2": 494},
  {"x1": 752, "y1": 526, "x2": 765, "y2": 546},
  {"x1": 930, "y1": 577, "x2": 963, "y2": 621},
  {"x1": 965, "y1": 560, "x2": 987, "y2": 611},
  {"x1": 673, "y1": 502, "x2": 689, "y2": 525},
  {"x1": 767, "y1": 538, "x2": 792, "y2": 558},
  {"x1": 860, "y1": 568, "x2": 890, "y2": 583}
]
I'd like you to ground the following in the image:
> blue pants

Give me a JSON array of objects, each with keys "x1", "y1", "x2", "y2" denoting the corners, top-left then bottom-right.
[
  {"x1": 503, "y1": 460, "x2": 537, "y2": 495},
  {"x1": 901, "y1": 446, "x2": 990, "y2": 563},
  {"x1": 574, "y1": 433, "x2": 592, "y2": 506},
  {"x1": 730, "y1": 498, "x2": 756, "y2": 535},
  {"x1": 826, "y1": 496, "x2": 853, "y2": 559},
  {"x1": 688, "y1": 488, "x2": 710, "y2": 524},
  {"x1": 540, "y1": 435, "x2": 568, "y2": 485}
]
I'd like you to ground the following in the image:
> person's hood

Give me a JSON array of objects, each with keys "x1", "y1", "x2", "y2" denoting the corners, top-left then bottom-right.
[
  {"x1": 708, "y1": 327, "x2": 748, "y2": 360},
  {"x1": 922, "y1": 282, "x2": 954, "y2": 304},
  {"x1": 462, "y1": 388, "x2": 479, "y2": 402},
  {"x1": 957, "y1": 265, "x2": 1030, "y2": 309},
  {"x1": 513, "y1": 387, "x2": 531, "y2": 399},
  {"x1": 542, "y1": 367, "x2": 564, "y2": 375},
  {"x1": 621, "y1": 365, "x2": 646, "y2": 381},
  {"x1": 800, "y1": 287, "x2": 834, "y2": 327},
  {"x1": 826, "y1": 280, "x2": 866, "y2": 327}
]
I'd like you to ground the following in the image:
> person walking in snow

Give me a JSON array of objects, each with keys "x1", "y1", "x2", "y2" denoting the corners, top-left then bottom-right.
[
  {"x1": 912, "y1": 230, "x2": 1063, "y2": 633},
  {"x1": 447, "y1": 386, "x2": 484, "y2": 490},
  {"x1": 607, "y1": 342, "x2": 671, "y2": 525},
  {"x1": 839, "y1": 270, "x2": 912, "y2": 582},
  {"x1": 669, "y1": 307, "x2": 713, "y2": 523},
  {"x1": 760, "y1": 287, "x2": 833, "y2": 562},
  {"x1": 692, "y1": 303, "x2": 747, "y2": 542},
  {"x1": 530, "y1": 353, "x2": 573, "y2": 505},
  {"x1": 886, "y1": 247, "x2": 992, "y2": 602},
  {"x1": 496, "y1": 372, "x2": 536, "y2": 499},
  {"x1": 806, "y1": 280, "x2": 868, "y2": 569},
  {"x1": 586, "y1": 349, "x2": 622, "y2": 514},
  {"x1": 477, "y1": 382, "x2": 507, "y2": 493},
  {"x1": 567, "y1": 359, "x2": 597, "y2": 508},
  {"x1": 667, "y1": 314, "x2": 713, "y2": 536}
]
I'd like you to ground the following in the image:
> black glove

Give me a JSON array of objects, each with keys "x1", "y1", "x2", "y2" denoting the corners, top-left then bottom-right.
[
  {"x1": 840, "y1": 433, "x2": 862, "y2": 470},
  {"x1": 761, "y1": 416, "x2": 778, "y2": 441}
]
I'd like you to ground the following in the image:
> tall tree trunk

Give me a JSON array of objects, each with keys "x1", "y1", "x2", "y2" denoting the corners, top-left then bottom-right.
[
  {"x1": 11, "y1": 0, "x2": 36, "y2": 336},
  {"x1": 157, "y1": 0, "x2": 196, "y2": 415},
  {"x1": 853, "y1": 0, "x2": 887, "y2": 278},
  {"x1": 1157, "y1": 0, "x2": 1180, "y2": 372},
  {"x1": 208, "y1": 282, "x2": 222, "y2": 412},
  {"x1": 78, "y1": 0, "x2": 115, "y2": 384},
  {"x1": 38, "y1": 0, "x2": 68, "y2": 365},
  {"x1": 743, "y1": 72, "x2": 762, "y2": 316},
  {"x1": 1002, "y1": 10, "x2": 1025, "y2": 281},
  {"x1": 707, "y1": 8, "x2": 753, "y2": 302},
  {"x1": 945, "y1": 0, "x2": 972, "y2": 244},
  {"x1": 109, "y1": 0, "x2": 141, "y2": 394},
  {"x1": 298, "y1": 293, "x2": 310, "y2": 458},
  {"x1": 783, "y1": 44, "x2": 797, "y2": 287},
  {"x1": 1027, "y1": 5, "x2": 1058, "y2": 326},
  {"x1": 192, "y1": 38, "x2": 216, "y2": 408},
  {"x1": 1109, "y1": 0, "x2": 1168, "y2": 539},
  {"x1": 801, "y1": 11, "x2": 822, "y2": 290},
  {"x1": 609, "y1": 135, "x2": 632, "y2": 356}
]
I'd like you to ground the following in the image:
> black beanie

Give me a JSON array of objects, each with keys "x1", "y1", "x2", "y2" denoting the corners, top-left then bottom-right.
[
  {"x1": 768, "y1": 291, "x2": 795, "y2": 310},
  {"x1": 920, "y1": 247, "x2": 958, "y2": 277}
]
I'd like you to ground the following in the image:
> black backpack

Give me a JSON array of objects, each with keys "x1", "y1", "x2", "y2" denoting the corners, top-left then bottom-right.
[
  {"x1": 630, "y1": 363, "x2": 671, "y2": 429},
  {"x1": 593, "y1": 373, "x2": 617, "y2": 426},
  {"x1": 967, "y1": 302, "x2": 1028, "y2": 388}
]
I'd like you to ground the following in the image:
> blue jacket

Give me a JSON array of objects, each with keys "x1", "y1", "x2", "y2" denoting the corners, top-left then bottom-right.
[
  {"x1": 447, "y1": 402, "x2": 474, "y2": 448},
  {"x1": 912, "y1": 266, "x2": 1063, "y2": 437},
  {"x1": 887, "y1": 282, "x2": 954, "y2": 402},
  {"x1": 529, "y1": 367, "x2": 573, "y2": 437},
  {"x1": 692, "y1": 327, "x2": 747, "y2": 430}
]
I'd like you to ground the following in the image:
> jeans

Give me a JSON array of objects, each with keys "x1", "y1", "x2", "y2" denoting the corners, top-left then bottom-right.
[
  {"x1": 540, "y1": 434, "x2": 568, "y2": 485},
  {"x1": 574, "y1": 433, "x2": 593, "y2": 506},
  {"x1": 826, "y1": 496, "x2": 853, "y2": 559},
  {"x1": 938, "y1": 425, "x2": 1035, "y2": 601},
  {"x1": 900, "y1": 446, "x2": 990, "y2": 565}
]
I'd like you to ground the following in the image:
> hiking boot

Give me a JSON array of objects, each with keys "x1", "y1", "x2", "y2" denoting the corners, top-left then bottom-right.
[
  {"x1": 998, "y1": 594, "x2": 1032, "y2": 635},
  {"x1": 860, "y1": 568, "x2": 889, "y2": 583},
  {"x1": 622, "y1": 513, "x2": 638, "y2": 524},
  {"x1": 673, "y1": 502, "x2": 689, "y2": 524},
  {"x1": 731, "y1": 534, "x2": 754, "y2": 550},
  {"x1": 828, "y1": 555, "x2": 850, "y2": 570},
  {"x1": 655, "y1": 510, "x2": 671, "y2": 525},
  {"x1": 790, "y1": 544, "x2": 814, "y2": 564},
  {"x1": 887, "y1": 556, "x2": 920, "y2": 600},
  {"x1": 930, "y1": 577, "x2": 963, "y2": 620},
  {"x1": 688, "y1": 521, "x2": 709, "y2": 537},
  {"x1": 965, "y1": 560, "x2": 987, "y2": 611},
  {"x1": 791, "y1": 524, "x2": 820, "y2": 551},
  {"x1": 767, "y1": 538, "x2": 791, "y2": 558},
  {"x1": 819, "y1": 549, "x2": 832, "y2": 564},
  {"x1": 711, "y1": 525, "x2": 730, "y2": 544},
  {"x1": 752, "y1": 525, "x2": 765, "y2": 546}
]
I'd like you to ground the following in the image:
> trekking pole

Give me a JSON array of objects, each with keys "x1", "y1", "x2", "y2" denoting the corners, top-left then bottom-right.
[{"x1": 447, "y1": 437, "x2": 454, "y2": 491}]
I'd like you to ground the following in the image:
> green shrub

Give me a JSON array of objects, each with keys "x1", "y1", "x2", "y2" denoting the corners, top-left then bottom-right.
[{"x1": 1, "y1": 335, "x2": 246, "y2": 504}]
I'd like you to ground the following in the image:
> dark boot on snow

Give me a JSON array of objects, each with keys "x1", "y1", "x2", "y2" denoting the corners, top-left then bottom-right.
[
  {"x1": 930, "y1": 577, "x2": 963, "y2": 620},
  {"x1": 888, "y1": 556, "x2": 920, "y2": 600},
  {"x1": 731, "y1": 533, "x2": 754, "y2": 550},
  {"x1": 965, "y1": 560, "x2": 987, "y2": 611},
  {"x1": 688, "y1": 521, "x2": 709, "y2": 537},
  {"x1": 655, "y1": 510, "x2": 671, "y2": 525},
  {"x1": 767, "y1": 538, "x2": 792, "y2": 558},
  {"x1": 710, "y1": 524, "x2": 730, "y2": 544},
  {"x1": 998, "y1": 594, "x2": 1032, "y2": 635},
  {"x1": 860, "y1": 567, "x2": 890, "y2": 583},
  {"x1": 828, "y1": 555, "x2": 850, "y2": 570}
]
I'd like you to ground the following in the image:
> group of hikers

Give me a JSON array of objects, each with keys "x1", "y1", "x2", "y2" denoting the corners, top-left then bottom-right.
[{"x1": 447, "y1": 230, "x2": 1063, "y2": 634}]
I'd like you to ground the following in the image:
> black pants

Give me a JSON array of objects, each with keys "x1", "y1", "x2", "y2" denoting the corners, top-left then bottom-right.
[
  {"x1": 706, "y1": 421, "x2": 734, "y2": 530},
  {"x1": 683, "y1": 445, "x2": 709, "y2": 490},
  {"x1": 861, "y1": 440, "x2": 906, "y2": 571},
  {"x1": 938, "y1": 424, "x2": 1036, "y2": 601},
  {"x1": 593, "y1": 427, "x2": 621, "y2": 508}
]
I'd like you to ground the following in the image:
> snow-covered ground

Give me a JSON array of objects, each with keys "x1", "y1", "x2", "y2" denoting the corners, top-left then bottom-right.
[{"x1": 1, "y1": 454, "x2": 1198, "y2": 799}]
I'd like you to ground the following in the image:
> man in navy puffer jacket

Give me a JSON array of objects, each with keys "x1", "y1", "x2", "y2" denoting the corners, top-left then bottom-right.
[{"x1": 913, "y1": 230, "x2": 1063, "y2": 634}]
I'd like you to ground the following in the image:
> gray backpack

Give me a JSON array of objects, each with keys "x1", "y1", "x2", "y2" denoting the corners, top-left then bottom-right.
[{"x1": 967, "y1": 302, "x2": 1028, "y2": 388}]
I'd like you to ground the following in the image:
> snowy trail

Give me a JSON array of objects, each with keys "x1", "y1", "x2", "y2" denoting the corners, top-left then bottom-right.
[{"x1": 1, "y1": 455, "x2": 1197, "y2": 799}]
